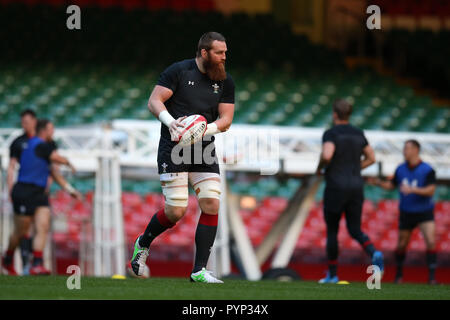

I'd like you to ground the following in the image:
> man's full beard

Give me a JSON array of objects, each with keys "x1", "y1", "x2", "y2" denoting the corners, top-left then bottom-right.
[{"x1": 204, "y1": 56, "x2": 227, "y2": 82}]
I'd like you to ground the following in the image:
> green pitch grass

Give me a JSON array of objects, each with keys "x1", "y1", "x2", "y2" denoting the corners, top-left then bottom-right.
[{"x1": 0, "y1": 275, "x2": 449, "y2": 300}]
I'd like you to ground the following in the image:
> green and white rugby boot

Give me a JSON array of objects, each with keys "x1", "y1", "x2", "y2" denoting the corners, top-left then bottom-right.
[
  {"x1": 130, "y1": 236, "x2": 149, "y2": 277},
  {"x1": 190, "y1": 268, "x2": 223, "y2": 283}
]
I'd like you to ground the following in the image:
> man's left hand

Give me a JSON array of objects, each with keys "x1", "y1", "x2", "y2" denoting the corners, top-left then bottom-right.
[{"x1": 400, "y1": 184, "x2": 414, "y2": 195}]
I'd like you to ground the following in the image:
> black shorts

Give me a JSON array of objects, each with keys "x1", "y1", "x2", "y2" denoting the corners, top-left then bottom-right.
[
  {"x1": 157, "y1": 138, "x2": 220, "y2": 174},
  {"x1": 323, "y1": 187, "x2": 364, "y2": 215},
  {"x1": 399, "y1": 210, "x2": 434, "y2": 230},
  {"x1": 11, "y1": 182, "x2": 49, "y2": 216},
  {"x1": 323, "y1": 187, "x2": 364, "y2": 227}
]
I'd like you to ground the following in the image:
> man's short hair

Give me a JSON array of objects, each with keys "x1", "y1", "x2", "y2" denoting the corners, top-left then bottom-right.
[
  {"x1": 36, "y1": 119, "x2": 51, "y2": 134},
  {"x1": 405, "y1": 139, "x2": 421, "y2": 151},
  {"x1": 20, "y1": 109, "x2": 37, "y2": 118},
  {"x1": 196, "y1": 31, "x2": 226, "y2": 57},
  {"x1": 332, "y1": 99, "x2": 353, "y2": 121}
]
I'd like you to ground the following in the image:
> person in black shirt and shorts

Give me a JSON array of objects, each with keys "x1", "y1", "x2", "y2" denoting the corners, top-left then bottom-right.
[
  {"x1": 130, "y1": 32, "x2": 235, "y2": 283},
  {"x1": 316, "y1": 99, "x2": 384, "y2": 283}
]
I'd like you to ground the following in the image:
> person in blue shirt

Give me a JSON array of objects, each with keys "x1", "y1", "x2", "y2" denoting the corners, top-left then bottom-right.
[
  {"x1": 2, "y1": 119, "x2": 81, "y2": 276},
  {"x1": 371, "y1": 139, "x2": 437, "y2": 284},
  {"x1": 7, "y1": 109, "x2": 37, "y2": 274}
]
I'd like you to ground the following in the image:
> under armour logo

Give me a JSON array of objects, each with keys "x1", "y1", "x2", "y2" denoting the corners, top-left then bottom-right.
[
  {"x1": 188, "y1": 81, "x2": 195, "y2": 86},
  {"x1": 212, "y1": 83, "x2": 219, "y2": 94},
  {"x1": 162, "y1": 163, "x2": 168, "y2": 173}
]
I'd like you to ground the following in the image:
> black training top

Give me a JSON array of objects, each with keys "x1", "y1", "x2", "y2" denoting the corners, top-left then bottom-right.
[
  {"x1": 34, "y1": 140, "x2": 58, "y2": 162},
  {"x1": 9, "y1": 133, "x2": 30, "y2": 160},
  {"x1": 156, "y1": 58, "x2": 235, "y2": 146},
  {"x1": 322, "y1": 124, "x2": 369, "y2": 190}
]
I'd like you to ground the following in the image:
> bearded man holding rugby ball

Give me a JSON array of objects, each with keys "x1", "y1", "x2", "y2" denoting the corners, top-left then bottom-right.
[{"x1": 130, "y1": 32, "x2": 235, "y2": 283}]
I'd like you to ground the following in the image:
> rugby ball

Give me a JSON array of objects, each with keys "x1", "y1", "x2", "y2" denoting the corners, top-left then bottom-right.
[{"x1": 177, "y1": 114, "x2": 207, "y2": 146}]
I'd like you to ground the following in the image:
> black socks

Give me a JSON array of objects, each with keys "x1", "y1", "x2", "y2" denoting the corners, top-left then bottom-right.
[
  {"x1": 192, "y1": 212, "x2": 218, "y2": 273},
  {"x1": 138, "y1": 209, "x2": 175, "y2": 248}
]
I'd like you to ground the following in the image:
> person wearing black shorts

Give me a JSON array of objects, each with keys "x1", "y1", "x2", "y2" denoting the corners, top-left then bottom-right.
[
  {"x1": 371, "y1": 139, "x2": 438, "y2": 284},
  {"x1": 316, "y1": 99, "x2": 384, "y2": 283},
  {"x1": 2, "y1": 119, "x2": 81, "y2": 275},
  {"x1": 130, "y1": 32, "x2": 235, "y2": 283},
  {"x1": 7, "y1": 109, "x2": 37, "y2": 273}
]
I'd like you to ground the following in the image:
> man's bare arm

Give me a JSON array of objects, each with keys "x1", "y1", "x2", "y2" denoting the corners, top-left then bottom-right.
[
  {"x1": 361, "y1": 145, "x2": 376, "y2": 169},
  {"x1": 367, "y1": 177, "x2": 396, "y2": 190},
  {"x1": 400, "y1": 184, "x2": 436, "y2": 197},
  {"x1": 205, "y1": 103, "x2": 234, "y2": 136},
  {"x1": 413, "y1": 184, "x2": 436, "y2": 197},
  {"x1": 49, "y1": 151, "x2": 76, "y2": 174},
  {"x1": 148, "y1": 85, "x2": 186, "y2": 141},
  {"x1": 148, "y1": 85, "x2": 173, "y2": 118},
  {"x1": 316, "y1": 142, "x2": 335, "y2": 174},
  {"x1": 50, "y1": 165, "x2": 82, "y2": 200},
  {"x1": 7, "y1": 157, "x2": 18, "y2": 197}
]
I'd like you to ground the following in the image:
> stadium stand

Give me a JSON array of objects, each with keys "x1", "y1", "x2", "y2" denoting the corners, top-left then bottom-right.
[
  {"x1": 1, "y1": 62, "x2": 449, "y2": 132},
  {"x1": 0, "y1": 4, "x2": 448, "y2": 132}
]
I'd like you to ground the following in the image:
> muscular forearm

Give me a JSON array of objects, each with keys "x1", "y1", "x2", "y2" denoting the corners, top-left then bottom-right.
[
  {"x1": 50, "y1": 167, "x2": 66, "y2": 188},
  {"x1": 7, "y1": 166, "x2": 15, "y2": 194},
  {"x1": 148, "y1": 98, "x2": 167, "y2": 120},
  {"x1": 149, "y1": 99, "x2": 179, "y2": 130},
  {"x1": 6, "y1": 159, "x2": 17, "y2": 194},
  {"x1": 361, "y1": 145, "x2": 375, "y2": 170},
  {"x1": 316, "y1": 155, "x2": 330, "y2": 173},
  {"x1": 51, "y1": 167, "x2": 75, "y2": 193},
  {"x1": 374, "y1": 178, "x2": 395, "y2": 190},
  {"x1": 411, "y1": 185, "x2": 435, "y2": 197},
  {"x1": 205, "y1": 118, "x2": 229, "y2": 136},
  {"x1": 52, "y1": 154, "x2": 71, "y2": 166},
  {"x1": 214, "y1": 115, "x2": 232, "y2": 132},
  {"x1": 361, "y1": 158, "x2": 375, "y2": 170},
  {"x1": 208, "y1": 103, "x2": 234, "y2": 136}
]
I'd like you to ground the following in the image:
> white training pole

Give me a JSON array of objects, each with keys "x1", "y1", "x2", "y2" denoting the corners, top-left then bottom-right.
[
  {"x1": 93, "y1": 156, "x2": 102, "y2": 276},
  {"x1": 101, "y1": 155, "x2": 111, "y2": 276},
  {"x1": 111, "y1": 154, "x2": 125, "y2": 276}
]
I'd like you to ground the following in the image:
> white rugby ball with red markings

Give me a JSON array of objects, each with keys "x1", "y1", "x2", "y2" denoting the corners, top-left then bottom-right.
[{"x1": 177, "y1": 114, "x2": 207, "y2": 146}]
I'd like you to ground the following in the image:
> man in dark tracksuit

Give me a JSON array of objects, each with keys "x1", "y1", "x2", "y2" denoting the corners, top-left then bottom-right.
[
  {"x1": 371, "y1": 139, "x2": 437, "y2": 284},
  {"x1": 316, "y1": 99, "x2": 384, "y2": 283}
]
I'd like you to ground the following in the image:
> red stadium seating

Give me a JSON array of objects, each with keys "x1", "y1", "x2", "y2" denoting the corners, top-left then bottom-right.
[{"x1": 49, "y1": 191, "x2": 450, "y2": 274}]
